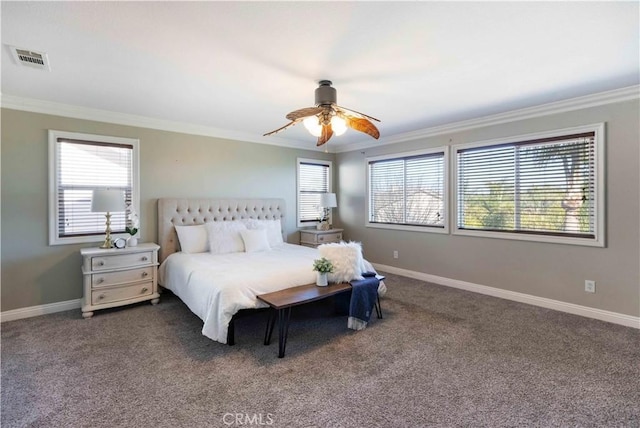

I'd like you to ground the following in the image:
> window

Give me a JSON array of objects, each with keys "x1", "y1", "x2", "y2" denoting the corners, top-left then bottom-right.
[
  {"x1": 48, "y1": 130, "x2": 140, "y2": 245},
  {"x1": 367, "y1": 147, "x2": 448, "y2": 233},
  {"x1": 454, "y1": 124, "x2": 604, "y2": 246},
  {"x1": 297, "y1": 158, "x2": 332, "y2": 227}
]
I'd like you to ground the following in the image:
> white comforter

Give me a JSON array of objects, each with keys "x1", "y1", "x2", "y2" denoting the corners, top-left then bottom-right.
[{"x1": 158, "y1": 243, "x2": 385, "y2": 343}]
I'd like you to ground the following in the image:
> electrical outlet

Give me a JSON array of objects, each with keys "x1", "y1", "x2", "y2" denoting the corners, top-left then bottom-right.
[
  {"x1": 585, "y1": 280, "x2": 596, "y2": 293},
  {"x1": 393, "y1": 250, "x2": 399, "y2": 259}
]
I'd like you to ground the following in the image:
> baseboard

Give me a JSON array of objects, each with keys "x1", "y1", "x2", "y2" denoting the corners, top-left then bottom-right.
[
  {"x1": 374, "y1": 263, "x2": 640, "y2": 329},
  {"x1": 0, "y1": 299, "x2": 81, "y2": 323},
  {"x1": 3, "y1": 269, "x2": 638, "y2": 329}
]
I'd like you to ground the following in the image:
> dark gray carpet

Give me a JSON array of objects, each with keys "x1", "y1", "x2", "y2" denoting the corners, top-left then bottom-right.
[{"x1": 2, "y1": 273, "x2": 639, "y2": 427}]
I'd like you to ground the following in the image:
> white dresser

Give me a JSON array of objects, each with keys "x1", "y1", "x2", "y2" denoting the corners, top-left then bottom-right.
[
  {"x1": 299, "y1": 228, "x2": 344, "y2": 248},
  {"x1": 81, "y1": 243, "x2": 160, "y2": 318}
]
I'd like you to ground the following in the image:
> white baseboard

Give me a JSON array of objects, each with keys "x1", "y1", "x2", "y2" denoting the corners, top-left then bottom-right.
[
  {"x1": 0, "y1": 299, "x2": 81, "y2": 323},
  {"x1": 3, "y1": 268, "x2": 638, "y2": 329},
  {"x1": 374, "y1": 263, "x2": 640, "y2": 329}
]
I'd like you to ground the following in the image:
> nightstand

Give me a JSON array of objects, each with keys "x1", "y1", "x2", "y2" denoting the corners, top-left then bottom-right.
[
  {"x1": 81, "y1": 243, "x2": 160, "y2": 318},
  {"x1": 299, "y1": 228, "x2": 344, "y2": 248}
]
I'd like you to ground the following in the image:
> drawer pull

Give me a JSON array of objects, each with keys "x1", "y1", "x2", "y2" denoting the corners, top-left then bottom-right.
[
  {"x1": 96, "y1": 278, "x2": 104, "y2": 284},
  {"x1": 98, "y1": 261, "x2": 105, "y2": 266},
  {"x1": 141, "y1": 287, "x2": 148, "y2": 293},
  {"x1": 141, "y1": 256, "x2": 148, "y2": 261},
  {"x1": 319, "y1": 236, "x2": 324, "y2": 241},
  {"x1": 142, "y1": 271, "x2": 148, "y2": 277},
  {"x1": 98, "y1": 294, "x2": 106, "y2": 300}
]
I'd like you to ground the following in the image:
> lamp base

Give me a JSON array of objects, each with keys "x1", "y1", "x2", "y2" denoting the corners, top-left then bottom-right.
[
  {"x1": 317, "y1": 221, "x2": 330, "y2": 231},
  {"x1": 99, "y1": 237, "x2": 112, "y2": 249},
  {"x1": 100, "y1": 212, "x2": 113, "y2": 248}
]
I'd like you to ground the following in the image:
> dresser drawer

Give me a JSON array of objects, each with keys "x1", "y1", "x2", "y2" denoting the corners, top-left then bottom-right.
[
  {"x1": 91, "y1": 251, "x2": 153, "y2": 271},
  {"x1": 92, "y1": 267, "x2": 154, "y2": 288},
  {"x1": 91, "y1": 282, "x2": 153, "y2": 305},
  {"x1": 316, "y1": 232, "x2": 342, "y2": 243}
]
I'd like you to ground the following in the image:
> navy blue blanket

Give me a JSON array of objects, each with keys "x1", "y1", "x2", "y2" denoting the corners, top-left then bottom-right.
[{"x1": 348, "y1": 272, "x2": 380, "y2": 330}]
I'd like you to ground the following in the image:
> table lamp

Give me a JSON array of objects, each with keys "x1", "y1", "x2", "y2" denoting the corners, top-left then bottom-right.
[
  {"x1": 319, "y1": 193, "x2": 337, "y2": 230},
  {"x1": 91, "y1": 189, "x2": 126, "y2": 248}
]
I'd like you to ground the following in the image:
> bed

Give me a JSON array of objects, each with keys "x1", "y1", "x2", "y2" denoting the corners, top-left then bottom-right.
[{"x1": 157, "y1": 198, "x2": 385, "y2": 344}]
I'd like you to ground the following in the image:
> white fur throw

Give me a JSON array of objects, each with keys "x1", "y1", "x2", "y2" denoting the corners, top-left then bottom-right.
[{"x1": 318, "y1": 241, "x2": 366, "y2": 283}]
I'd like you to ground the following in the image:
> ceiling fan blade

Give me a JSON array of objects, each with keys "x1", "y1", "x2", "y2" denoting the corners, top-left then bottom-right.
[
  {"x1": 263, "y1": 120, "x2": 301, "y2": 137},
  {"x1": 343, "y1": 116, "x2": 380, "y2": 139},
  {"x1": 317, "y1": 123, "x2": 334, "y2": 146},
  {"x1": 286, "y1": 107, "x2": 324, "y2": 121},
  {"x1": 333, "y1": 104, "x2": 380, "y2": 122}
]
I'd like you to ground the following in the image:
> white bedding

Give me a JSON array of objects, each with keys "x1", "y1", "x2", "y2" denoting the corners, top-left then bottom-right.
[{"x1": 158, "y1": 243, "x2": 385, "y2": 343}]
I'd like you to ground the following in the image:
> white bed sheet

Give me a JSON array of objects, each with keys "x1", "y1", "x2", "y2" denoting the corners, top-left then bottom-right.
[{"x1": 158, "y1": 243, "x2": 385, "y2": 343}]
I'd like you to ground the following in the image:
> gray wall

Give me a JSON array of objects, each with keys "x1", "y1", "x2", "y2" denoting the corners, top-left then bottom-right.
[
  {"x1": 3, "y1": 100, "x2": 639, "y2": 318},
  {"x1": 1, "y1": 108, "x2": 332, "y2": 311},
  {"x1": 336, "y1": 99, "x2": 640, "y2": 317}
]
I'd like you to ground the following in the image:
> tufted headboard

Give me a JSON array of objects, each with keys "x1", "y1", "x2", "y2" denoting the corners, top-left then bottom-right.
[{"x1": 157, "y1": 198, "x2": 286, "y2": 263}]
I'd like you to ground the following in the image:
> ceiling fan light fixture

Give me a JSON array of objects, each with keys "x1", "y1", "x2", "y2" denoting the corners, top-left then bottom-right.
[
  {"x1": 303, "y1": 116, "x2": 322, "y2": 137},
  {"x1": 331, "y1": 116, "x2": 347, "y2": 136},
  {"x1": 263, "y1": 80, "x2": 380, "y2": 147}
]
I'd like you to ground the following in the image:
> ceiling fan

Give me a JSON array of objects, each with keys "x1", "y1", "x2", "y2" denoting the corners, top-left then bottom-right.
[{"x1": 264, "y1": 80, "x2": 380, "y2": 147}]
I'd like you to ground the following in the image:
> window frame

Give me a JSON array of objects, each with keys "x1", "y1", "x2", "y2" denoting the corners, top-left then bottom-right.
[
  {"x1": 366, "y1": 147, "x2": 449, "y2": 234},
  {"x1": 48, "y1": 130, "x2": 140, "y2": 246},
  {"x1": 296, "y1": 158, "x2": 333, "y2": 228},
  {"x1": 452, "y1": 123, "x2": 605, "y2": 247}
]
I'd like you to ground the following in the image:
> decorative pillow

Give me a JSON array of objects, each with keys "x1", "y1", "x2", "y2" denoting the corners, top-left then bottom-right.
[
  {"x1": 174, "y1": 224, "x2": 209, "y2": 254},
  {"x1": 318, "y1": 241, "x2": 366, "y2": 283},
  {"x1": 240, "y1": 229, "x2": 271, "y2": 253},
  {"x1": 242, "y1": 218, "x2": 284, "y2": 248},
  {"x1": 206, "y1": 221, "x2": 247, "y2": 255}
]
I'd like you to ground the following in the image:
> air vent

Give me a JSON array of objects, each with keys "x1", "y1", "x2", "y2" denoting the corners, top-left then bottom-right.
[{"x1": 10, "y1": 46, "x2": 50, "y2": 71}]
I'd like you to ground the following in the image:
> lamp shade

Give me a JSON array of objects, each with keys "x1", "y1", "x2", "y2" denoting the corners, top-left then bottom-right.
[
  {"x1": 319, "y1": 193, "x2": 337, "y2": 208},
  {"x1": 91, "y1": 189, "x2": 126, "y2": 213}
]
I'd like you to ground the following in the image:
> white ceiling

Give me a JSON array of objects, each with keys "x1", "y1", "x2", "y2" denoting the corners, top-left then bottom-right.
[{"x1": 2, "y1": 1, "x2": 638, "y2": 152}]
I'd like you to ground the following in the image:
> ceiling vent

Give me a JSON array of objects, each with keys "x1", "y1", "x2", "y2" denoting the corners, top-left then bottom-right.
[{"x1": 10, "y1": 46, "x2": 50, "y2": 71}]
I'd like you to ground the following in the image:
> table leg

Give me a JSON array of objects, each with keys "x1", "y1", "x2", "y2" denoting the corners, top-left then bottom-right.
[
  {"x1": 278, "y1": 307, "x2": 292, "y2": 358},
  {"x1": 375, "y1": 295, "x2": 383, "y2": 319},
  {"x1": 227, "y1": 317, "x2": 235, "y2": 346},
  {"x1": 264, "y1": 309, "x2": 276, "y2": 345}
]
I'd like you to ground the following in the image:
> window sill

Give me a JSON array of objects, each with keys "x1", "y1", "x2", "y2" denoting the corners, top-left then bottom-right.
[
  {"x1": 49, "y1": 233, "x2": 129, "y2": 246},
  {"x1": 453, "y1": 228, "x2": 604, "y2": 247},
  {"x1": 366, "y1": 222, "x2": 449, "y2": 234}
]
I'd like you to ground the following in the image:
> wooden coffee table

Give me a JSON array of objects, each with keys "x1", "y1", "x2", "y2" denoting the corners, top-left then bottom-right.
[{"x1": 257, "y1": 279, "x2": 383, "y2": 358}]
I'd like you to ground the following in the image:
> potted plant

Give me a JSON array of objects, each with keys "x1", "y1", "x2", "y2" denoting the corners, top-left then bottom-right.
[
  {"x1": 125, "y1": 206, "x2": 140, "y2": 247},
  {"x1": 312, "y1": 257, "x2": 334, "y2": 286}
]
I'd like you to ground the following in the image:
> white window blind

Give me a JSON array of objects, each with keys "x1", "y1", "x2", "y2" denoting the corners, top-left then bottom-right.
[
  {"x1": 368, "y1": 151, "x2": 445, "y2": 227},
  {"x1": 56, "y1": 138, "x2": 133, "y2": 238},
  {"x1": 457, "y1": 132, "x2": 596, "y2": 238},
  {"x1": 298, "y1": 161, "x2": 330, "y2": 224}
]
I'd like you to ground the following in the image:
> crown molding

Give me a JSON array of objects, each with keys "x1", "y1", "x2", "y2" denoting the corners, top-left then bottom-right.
[
  {"x1": 2, "y1": 85, "x2": 638, "y2": 155},
  {"x1": 336, "y1": 84, "x2": 640, "y2": 153},
  {"x1": 0, "y1": 93, "x2": 324, "y2": 151}
]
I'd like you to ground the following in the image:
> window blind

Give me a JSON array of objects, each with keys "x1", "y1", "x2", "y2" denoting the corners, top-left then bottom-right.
[
  {"x1": 56, "y1": 138, "x2": 133, "y2": 238},
  {"x1": 369, "y1": 152, "x2": 445, "y2": 227},
  {"x1": 298, "y1": 162, "x2": 330, "y2": 223},
  {"x1": 457, "y1": 132, "x2": 595, "y2": 238}
]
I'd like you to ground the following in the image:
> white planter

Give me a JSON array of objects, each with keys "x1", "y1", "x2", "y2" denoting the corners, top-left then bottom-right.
[
  {"x1": 316, "y1": 272, "x2": 328, "y2": 286},
  {"x1": 126, "y1": 236, "x2": 138, "y2": 247}
]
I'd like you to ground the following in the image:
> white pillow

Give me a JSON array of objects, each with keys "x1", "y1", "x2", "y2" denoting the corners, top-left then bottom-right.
[
  {"x1": 206, "y1": 221, "x2": 247, "y2": 255},
  {"x1": 318, "y1": 241, "x2": 366, "y2": 283},
  {"x1": 174, "y1": 224, "x2": 209, "y2": 254},
  {"x1": 242, "y1": 218, "x2": 284, "y2": 248},
  {"x1": 240, "y1": 229, "x2": 271, "y2": 253}
]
